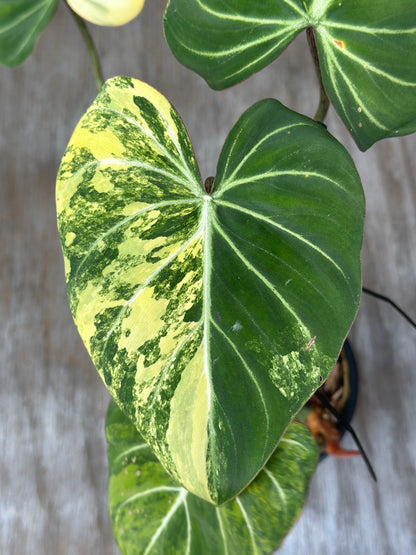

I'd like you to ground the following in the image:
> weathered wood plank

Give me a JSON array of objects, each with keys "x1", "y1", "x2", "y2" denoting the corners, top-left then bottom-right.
[{"x1": 1, "y1": 1, "x2": 415, "y2": 553}]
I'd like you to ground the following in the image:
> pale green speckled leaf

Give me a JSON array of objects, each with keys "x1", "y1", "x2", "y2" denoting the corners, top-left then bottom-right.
[
  {"x1": 106, "y1": 400, "x2": 319, "y2": 555},
  {"x1": 56, "y1": 76, "x2": 364, "y2": 505}
]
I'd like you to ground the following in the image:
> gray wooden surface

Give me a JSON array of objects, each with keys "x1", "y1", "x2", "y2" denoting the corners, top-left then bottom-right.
[{"x1": 1, "y1": 2, "x2": 415, "y2": 554}]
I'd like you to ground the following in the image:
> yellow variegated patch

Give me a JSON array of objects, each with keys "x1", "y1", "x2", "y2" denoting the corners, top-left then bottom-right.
[
  {"x1": 106, "y1": 400, "x2": 319, "y2": 555},
  {"x1": 67, "y1": 0, "x2": 145, "y2": 26},
  {"x1": 56, "y1": 76, "x2": 364, "y2": 504}
]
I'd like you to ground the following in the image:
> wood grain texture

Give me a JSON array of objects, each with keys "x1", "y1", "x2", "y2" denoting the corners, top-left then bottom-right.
[{"x1": 1, "y1": 1, "x2": 415, "y2": 553}]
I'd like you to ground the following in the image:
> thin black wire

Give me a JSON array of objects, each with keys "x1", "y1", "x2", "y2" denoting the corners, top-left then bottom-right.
[
  {"x1": 362, "y1": 287, "x2": 416, "y2": 330},
  {"x1": 316, "y1": 286, "x2": 415, "y2": 481},
  {"x1": 314, "y1": 389, "x2": 377, "y2": 482}
]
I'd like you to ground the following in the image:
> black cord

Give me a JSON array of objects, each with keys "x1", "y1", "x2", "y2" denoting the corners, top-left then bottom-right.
[
  {"x1": 362, "y1": 287, "x2": 416, "y2": 330},
  {"x1": 314, "y1": 389, "x2": 377, "y2": 482}
]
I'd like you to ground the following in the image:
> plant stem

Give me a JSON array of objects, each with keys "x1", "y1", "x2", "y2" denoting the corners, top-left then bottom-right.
[
  {"x1": 66, "y1": 3, "x2": 104, "y2": 92},
  {"x1": 306, "y1": 26, "x2": 330, "y2": 123}
]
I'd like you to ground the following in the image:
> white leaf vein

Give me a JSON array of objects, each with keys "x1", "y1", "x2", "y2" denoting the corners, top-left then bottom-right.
[
  {"x1": 72, "y1": 198, "x2": 199, "y2": 281},
  {"x1": 101, "y1": 227, "x2": 202, "y2": 348},
  {"x1": 215, "y1": 200, "x2": 347, "y2": 280},
  {"x1": 219, "y1": 123, "x2": 317, "y2": 190},
  {"x1": 210, "y1": 318, "x2": 270, "y2": 457},
  {"x1": 263, "y1": 468, "x2": 287, "y2": 505},
  {"x1": 88, "y1": 106, "x2": 200, "y2": 193},
  {"x1": 320, "y1": 27, "x2": 416, "y2": 87},
  {"x1": 216, "y1": 508, "x2": 229, "y2": 555},
  {"x1": 113, "y1": 443, "x2": 150, "y2": 463},
  {"x1": 219, "y1": 169, "x2": 348, "y2": 194},
  {"x1": 321, "y1": 38, "x2": 390, "y2": 131},
  {"x1": 117, "y1": 486, "x2": 182, "y2": 511},
  {"x1": 143, "y1": 490, "x2": 187, "y2": 555},
  {"x1": 194, "y1": 0, "x2": 306, "y2": 23},
  {"x1": 212, "y1": 220, "x2": 306, "y2": 330},
  {"x1": 236, "y1": 498, "x2": 260, "y2": 555},
  {"x1": 323, "y1": 21, "x2": 416, "y2": 35}
]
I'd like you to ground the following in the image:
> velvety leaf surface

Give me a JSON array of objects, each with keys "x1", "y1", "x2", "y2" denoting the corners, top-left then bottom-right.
[
  {"x1": 313, "y1": 1, "x2": 416, "y2": 150},
  {"x1": 56, "y1": 76, "x2": 363, "y2": 504},
  {"x1": 0, "y1": 0, "x2": 58, "y2": 67},
  {"x1": 106, "y1": 400, "x2": 319, "y2": 555},
  {"x1": 163, "y1": 0, "x2": 308, "y2": 90},
  {"x1": 164, "y1": 0, "x2": 416, "y2": 149}
]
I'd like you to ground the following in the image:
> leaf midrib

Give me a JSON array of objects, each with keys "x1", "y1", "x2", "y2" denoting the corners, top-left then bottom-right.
[{"x1": 201, "y1": 196, "x2": 215, "y2": 476}]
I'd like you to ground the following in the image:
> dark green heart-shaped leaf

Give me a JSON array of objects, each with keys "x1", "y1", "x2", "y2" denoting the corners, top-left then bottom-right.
[
  {"x1": 106, "y1": 400, "x2": 319, "y2": 555},
  {"x1": 163, "y1": 0, "x2": 308, "y2": 90},
  {"x1": 56, "y1": 75, "x2": 363, "y2": 504},
  {"x1": 0, "y1": 0, "x2": 58, "y2": 67},
  {"x1": 313, "y1": 1, "x2": 416, "y2": 149},
  {"x1": 164, "y1": 0, "x2": 416, "y2": 149}
]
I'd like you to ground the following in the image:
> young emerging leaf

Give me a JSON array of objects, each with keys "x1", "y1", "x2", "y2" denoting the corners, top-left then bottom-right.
[
  {"x1": 106, "y1": 400, "x2": 319, "y2": 555},
  {"x1": 0, "y1": 0, "x2": 58, "y2": 67},
  {"x1": 56, "y1": 76, "x2": 364, "y2": 504},
  {"x1": 164, "y1": 0, "x2": 416, "y2": 150},
  {"x1": 66, "y1": 0, "x2": 145, "y2": 27}
]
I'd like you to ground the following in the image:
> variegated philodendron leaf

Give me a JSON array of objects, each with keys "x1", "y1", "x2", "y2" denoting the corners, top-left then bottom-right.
[
  {"x1": 56, "y1": 75, "x2": 364, "y2": 504},
  {"x1": 106, "y1": 399, "x2": 319, "y2": 555},
  {"x1": 0, "y1": 0, "x2": 58, "y2": 67},
  {"x1": 66, "y1": 0, "x2": 145, "y2": 27},
  {"x1": 163, "y1": 0, "x2": 416, "y2": 150}
]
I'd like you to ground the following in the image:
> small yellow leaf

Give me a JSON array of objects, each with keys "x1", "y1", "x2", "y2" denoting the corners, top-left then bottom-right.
[{"x1": 67, "y1": 0, "x2": 145, "y2": 27}]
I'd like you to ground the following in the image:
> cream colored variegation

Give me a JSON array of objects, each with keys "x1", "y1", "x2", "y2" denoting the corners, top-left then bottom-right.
[
  {"x1": 106, "y1": 400, "x2": 320, "y2": 554},
  {"x1": 56, "y1": 76, "x2": 364, "y2": 505},
  {"x1": 67, "y1": 0, "x2": 145, "y2": 26}
]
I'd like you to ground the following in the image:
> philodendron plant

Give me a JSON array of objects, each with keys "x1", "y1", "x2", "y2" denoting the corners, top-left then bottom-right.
[
  {"x1": 56, "y1": 75, "x2": 364, "y2": 508},
  {"x1": 105, "y1": 398, "x2": 319, "y2": 554},
  {"x1": 55, "y1": 68, "x2": 364, "y2": 550},
  {"x1": 164, "y1": 0, "x2": 416, "y2": 150},
  {"x1": 3, "y1": 0, "x2": 416, "y2": 552}
]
